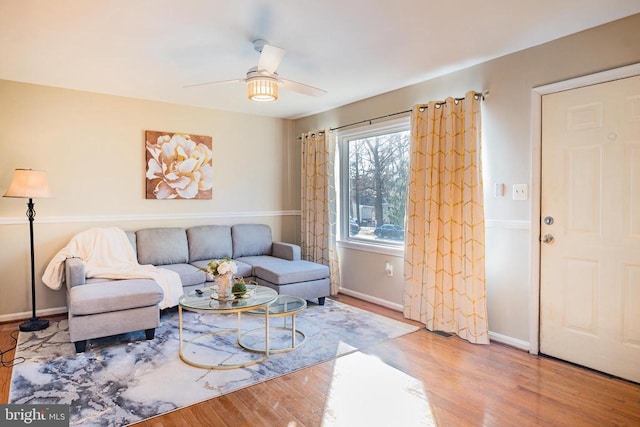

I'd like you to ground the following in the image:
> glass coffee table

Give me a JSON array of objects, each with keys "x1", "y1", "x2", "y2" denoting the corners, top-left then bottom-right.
[
  {"x1": 238, "y1": 295, "x2": 307, "y2": 354},
  {"x1": 178, "y1": 284, "x2": 278, "y2": 369}
]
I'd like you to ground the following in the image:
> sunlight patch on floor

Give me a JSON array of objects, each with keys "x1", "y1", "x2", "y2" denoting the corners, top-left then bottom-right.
[{"x1": 322, "y1": 351, "x2": 436, "y2": 426}]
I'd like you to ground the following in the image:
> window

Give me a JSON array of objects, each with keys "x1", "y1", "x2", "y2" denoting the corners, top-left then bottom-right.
[{"x1": 339, "y1": 118, "x2": 410, "y2": 246}]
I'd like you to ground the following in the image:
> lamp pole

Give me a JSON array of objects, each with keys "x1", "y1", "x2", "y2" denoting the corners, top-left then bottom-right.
[{"x1": 20, "y1": 198, "x2": 49, "y2": 332}]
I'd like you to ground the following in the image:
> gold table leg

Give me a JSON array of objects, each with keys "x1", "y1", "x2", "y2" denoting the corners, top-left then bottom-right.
[
  {"x1": 238, "y1": 312, "x2": 305, "y2": 354},
  {"x1": 292, "y1": 314, "x2": 296, "y2": 348},
  {"x1": 179, "y1": 305, "x2": 183, "y2": 356},
  {"x1": 178, "y1": 302, "x2": 273, "y2": 370},
  {"x1": 265, "y1": 307, "x2": 270, "y2": 356}
]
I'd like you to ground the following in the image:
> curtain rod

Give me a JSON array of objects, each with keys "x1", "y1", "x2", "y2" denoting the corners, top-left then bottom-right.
[{"x1": 300, "y1": 90, "x2": 488, "y2": 138}]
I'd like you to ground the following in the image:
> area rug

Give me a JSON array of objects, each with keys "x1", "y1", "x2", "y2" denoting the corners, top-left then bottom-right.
[{"x1": 9, "y1": 299, "x2": 418, "y2": 426}]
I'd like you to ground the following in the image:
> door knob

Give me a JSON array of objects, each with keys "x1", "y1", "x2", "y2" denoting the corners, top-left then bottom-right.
[{"x1": 541, "y1": 234, "x2": 554, "y2": 244}]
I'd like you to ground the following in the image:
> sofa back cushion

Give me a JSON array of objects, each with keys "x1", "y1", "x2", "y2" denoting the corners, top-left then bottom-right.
[
  {"x1": 136, "y1": 228, "x2": 189, "y2": 265},
  {"x1": 187, "y1": 225, "x2": 232, "y2": 262},
  {"x1": 126, "y1": 231, "x2": 137, "y2": 257},
  {"x1": 232, "y1": 224, "x2": 272, "y2": 258}
]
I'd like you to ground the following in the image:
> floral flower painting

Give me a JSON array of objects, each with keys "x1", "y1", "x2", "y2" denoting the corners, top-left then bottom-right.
[{"x1": 145, "y1": 131, "x2": 213, "y2": 199}]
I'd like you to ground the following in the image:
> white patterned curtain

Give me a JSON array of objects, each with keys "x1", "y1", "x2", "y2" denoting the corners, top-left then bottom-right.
[
  {"x1": 301, "y1": 130, "x2": 340, "y2": 294},
  {"x1": 404, "y1": 91, "x2": 489, "y2": 344}
]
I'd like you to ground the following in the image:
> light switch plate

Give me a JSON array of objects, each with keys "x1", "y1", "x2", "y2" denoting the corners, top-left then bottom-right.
[{"x1": 513, "y1": 184, "x2": 528, "y2": 200}]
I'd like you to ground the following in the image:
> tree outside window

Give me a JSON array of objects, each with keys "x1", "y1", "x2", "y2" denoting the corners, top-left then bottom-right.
[{"x1": 340, "y1": 119, "x2": 410, "y2": 245}]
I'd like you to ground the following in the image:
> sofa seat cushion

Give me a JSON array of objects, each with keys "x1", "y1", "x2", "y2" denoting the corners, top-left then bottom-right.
[
  {"x1": 191, "y1": 259, "x2": 253, "y2": 280},
  {"x1": 253, "y1": 260, "x2": 330, "y2": 285},
  {"x1": 157, "y1": 264, "x2": 205, "y2": 287},
  {"x1": 69, "y1": 279, "x2": 163, "y2": 316},
  {"x1": 234, "y1": 255, "x2": 287, "y2": 269},
  {"x1": 85, "y1": 277, "x2": 116, "y2": 284},
  {"x1": 234, "y1": 255, "x2": 288, "y2": 277},
  {"x1": 232, "y1": 260, "x2": 253, "y2": 278}
]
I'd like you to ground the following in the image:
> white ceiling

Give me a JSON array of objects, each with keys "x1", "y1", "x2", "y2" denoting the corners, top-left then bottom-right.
[{"x1": 1, "y1": 1, "x2": 639, "y2": 119}]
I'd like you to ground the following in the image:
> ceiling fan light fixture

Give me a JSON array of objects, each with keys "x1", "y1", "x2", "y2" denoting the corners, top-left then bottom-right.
[{"x1": 247, "y1": 77, "x2": 278, "y2": 102}]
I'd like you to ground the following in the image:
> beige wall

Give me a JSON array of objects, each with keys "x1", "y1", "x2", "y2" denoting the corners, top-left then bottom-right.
[
  {"x1": 294, "y1": 14, "x2": 640, "y2": 345},
  {"x1": 0, "y1": 80, "x2": 299, "y2": 318},
  {"x1": 2, "y1": 14, "x2": 639, "y2": 345}
]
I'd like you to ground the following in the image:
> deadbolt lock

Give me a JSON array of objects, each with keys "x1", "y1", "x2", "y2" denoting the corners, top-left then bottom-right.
[{"x1": 541, "y1": 234, "x2": 554, "y2": 244}]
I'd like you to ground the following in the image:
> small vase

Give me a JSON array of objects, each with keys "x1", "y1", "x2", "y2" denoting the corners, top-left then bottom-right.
[{"x1": 215, "y1": 273, "x2": 233, "y2": 299}]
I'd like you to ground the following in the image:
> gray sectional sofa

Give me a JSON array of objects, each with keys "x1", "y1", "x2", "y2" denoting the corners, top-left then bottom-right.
[{"x1": 65, "y1": 223, "x2": 330, "y2": 352}]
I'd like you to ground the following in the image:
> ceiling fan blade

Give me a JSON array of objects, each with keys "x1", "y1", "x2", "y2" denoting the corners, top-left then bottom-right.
[
  {"x1": 183, "y1": 78, "x2": 244, "y2": 89},
  {"x1": 279, "y1": 78, "x2": 327, "y2": 97},
  {"x1": 258, "y1": 44, "x2": 285, "y2": 74}
]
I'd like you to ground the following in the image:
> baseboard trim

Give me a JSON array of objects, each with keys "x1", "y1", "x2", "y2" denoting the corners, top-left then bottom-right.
[
  {"x1": 0, "y1": 306, "x2": 68, "y2": 324},
  {"x1": 338, "y1": 287, "x2": 403, "y2": 311},
  {"x1": 489, "y1": 331, "x2": 530, "y2": 351},
  {"x1": 338, "y1": 288, "x2": 531, "y2": 351}
]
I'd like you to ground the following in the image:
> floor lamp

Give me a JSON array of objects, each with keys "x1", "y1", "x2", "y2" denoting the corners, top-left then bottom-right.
[{"x1": 3, "y1": 169, "x2": 53, "y2": 332}]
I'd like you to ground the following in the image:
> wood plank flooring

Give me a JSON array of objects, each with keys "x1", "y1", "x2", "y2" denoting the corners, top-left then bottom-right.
[{"x1": 1, "y1": 296, "x2": 639, "y2": 426}]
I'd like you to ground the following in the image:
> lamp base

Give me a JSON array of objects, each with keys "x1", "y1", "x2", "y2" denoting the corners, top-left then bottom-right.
[{"x1": 19, "y1": 317, "x2": 50, "y2": 332}]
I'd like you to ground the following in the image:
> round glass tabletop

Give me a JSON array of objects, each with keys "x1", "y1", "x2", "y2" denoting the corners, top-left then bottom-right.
[
  {"x1": 245, "y1": 295, "x2": 307, "y2": 316},
  {"x1": 179, "y1": 284, "x2": 277, "y2": 312}
]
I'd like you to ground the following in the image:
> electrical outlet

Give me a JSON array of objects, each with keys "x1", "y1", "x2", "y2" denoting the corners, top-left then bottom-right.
[
  {"x1": 385, "y1": 262, "x2": 393, "y2": 277},
  {"x1": 513, "y1": 184, "x2": 528, "y2": 200}
]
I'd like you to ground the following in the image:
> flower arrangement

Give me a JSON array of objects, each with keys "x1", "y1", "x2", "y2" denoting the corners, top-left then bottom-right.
[
  {"x1": 201, "y1": 258, "x2": 238, "y2": 299},
  {"x1": 203, "y1": 257, "x2": 238, "y2": 277}
]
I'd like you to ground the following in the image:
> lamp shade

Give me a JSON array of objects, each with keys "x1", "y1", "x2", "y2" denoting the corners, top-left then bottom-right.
[
  {"x1": 247, "y1": 77, "x2": 278, "y2": 101},
  {"x1": 3, "y1": 169, "x2": 53, "y2": 199}
]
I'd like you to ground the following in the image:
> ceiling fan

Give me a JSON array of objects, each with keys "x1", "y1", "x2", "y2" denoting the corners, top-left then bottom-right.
[{"x1": 185, "y1": 39, "x2": 327, "y2": 102}]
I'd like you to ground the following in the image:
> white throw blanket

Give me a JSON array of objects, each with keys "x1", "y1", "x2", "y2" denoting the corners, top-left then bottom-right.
[{"x1": 42, "y1": 227, "x2": 183, "y2": 309}]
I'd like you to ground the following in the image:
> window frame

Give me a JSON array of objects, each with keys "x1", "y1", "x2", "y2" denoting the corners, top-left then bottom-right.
[{"x1": 337, "y1": 116, "x2": 411, "y2": 253}]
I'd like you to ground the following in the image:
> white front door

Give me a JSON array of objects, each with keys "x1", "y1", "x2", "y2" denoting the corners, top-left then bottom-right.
[{"x1": 540, "y1": 75, "x2": 640, "y2": 383}]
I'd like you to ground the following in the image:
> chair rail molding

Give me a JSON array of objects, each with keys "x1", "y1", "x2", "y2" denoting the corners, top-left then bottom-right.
[
  {"x1": 0, "y1": 210, "x2": 302, "y2": 226},
  {"x1": 484, "y1": 219, "x2": 531, "y2": 229}
]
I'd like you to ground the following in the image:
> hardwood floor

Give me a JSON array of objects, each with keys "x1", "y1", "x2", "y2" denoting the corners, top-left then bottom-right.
[{"x1": 1, "y1": 296, "x2": 639, "y2": 426}]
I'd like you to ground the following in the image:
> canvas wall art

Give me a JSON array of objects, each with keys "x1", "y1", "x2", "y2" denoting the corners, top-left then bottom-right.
[{"x1": 145, "y1": 130, "x2": 213, "y2": 199}]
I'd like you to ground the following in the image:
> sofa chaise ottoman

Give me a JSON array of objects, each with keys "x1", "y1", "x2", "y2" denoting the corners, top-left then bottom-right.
[{"x1": 65, "y1": 258, "x2": 164, "y2": 353}]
